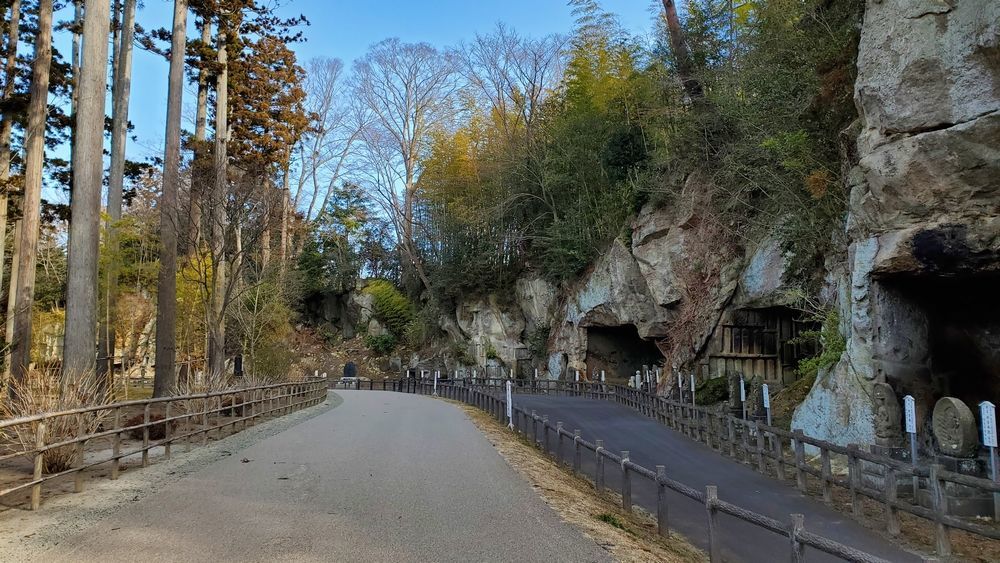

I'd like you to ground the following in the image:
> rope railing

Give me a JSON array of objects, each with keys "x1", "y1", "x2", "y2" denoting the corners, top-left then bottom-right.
[{"x1": 0, "y1": 379, "x2": 327, "y2": 510}]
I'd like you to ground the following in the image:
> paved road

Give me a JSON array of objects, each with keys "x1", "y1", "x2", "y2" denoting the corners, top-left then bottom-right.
[
  {"x1": 514, "y1": 395, "x2": 920, "y2": 563},
  {"x1": 44, "y1": 391, "x2": 611, "y2": 563}
]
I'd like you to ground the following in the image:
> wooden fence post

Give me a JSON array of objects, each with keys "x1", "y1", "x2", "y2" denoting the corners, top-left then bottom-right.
[
  {"x1": 793, "y1": 430, "x2": 806, "y2": 493},
  {"x1": 930, "y1": 464, "x2": 952, "y2": 556},
  {"x1": 164, "y1": 402, "x2": 172, "y2": 460},
  {"x1": 821, "y1": 447, "x2": 833, "y2": 502},
  {"x1": 657, "y1": 465, "x2": 669, "y2": 538},
  {"x1": 542, "y1": 416, "x2": 549, "y2": 455},
  {"x1": 596, "y1": 440, "x2": 605, "y2": 493},
  {"x1": 705, "y1": 485, "x2": 719, "y2": 562},
  {"x1": 790, "y1": 513, "x2": 805, "y2": 562},
  {"x1": 774, "y1": 432, "x2": 786, "y2": 481},
  {"x1": 727, "y1": 417, "x2": 736, "y2": 458},
  {"x1": 848, "y1": 444, "x2": 861, "y2": 517},
  {"x1": 885, "y1": 468, "x2": 901, "y2": 536},
  {"x1": 142, "y1": 403, "x2": 151, "y2": 467},
  {"x1": 556, "y1": 422, "x2": 564, "y2": 464},
  {"x1": 31, "y1": 422, "x2": 45, "y2": 510},
  {"x1": 574, "y1": 430, "x2": 582, "y2": 473},
  {"x1": 621, "y1": 451, "x2": 632, "y2": 513},
  {"x1": 112, "y1": 407, "x2": 121, "y2": 479},
  {"x1": 74, "y1": 413, "x2": 85, "y2": 493},
  {"x1": 754, "y1": 422, "x2": 766, "y2": 473}
]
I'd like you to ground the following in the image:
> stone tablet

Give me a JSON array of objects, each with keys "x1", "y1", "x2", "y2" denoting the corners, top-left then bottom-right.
[{"x1": 932, "y1": 397, "x2": 978, "y2": 457}]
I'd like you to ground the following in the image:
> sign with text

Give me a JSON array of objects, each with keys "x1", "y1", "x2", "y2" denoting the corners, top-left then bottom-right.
[
  {"x1": 762, "y1": 384, "x2": 770, "y2": 409},
  {"x1": 903, "y1": 395, "x2": 916, "y2": 434},
  {"x1": 739, "y1": 377, "x2": 746, "y2": 402},
  {"x1": 981, "y1": 401, "x2": 997, "y2": 448}
]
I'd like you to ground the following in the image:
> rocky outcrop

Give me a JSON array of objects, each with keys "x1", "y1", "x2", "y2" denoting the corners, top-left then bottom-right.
[{"x1": 793, "y1": 0, "x2": 1000, "y2": 446}]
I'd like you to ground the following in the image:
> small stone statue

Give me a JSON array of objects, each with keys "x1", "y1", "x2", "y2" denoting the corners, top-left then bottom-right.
[
  {"x1": 932, "y1": 397, "x2": 978, "y2": 457},
  {"x1": 873, "y1": 382, "x2": 903, "y2": 447}
]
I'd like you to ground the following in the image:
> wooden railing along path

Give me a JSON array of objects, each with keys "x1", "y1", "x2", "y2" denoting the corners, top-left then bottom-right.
[
  {"x1": 443, "y1": 377, "x2": 1000, "y2": 557},
  {"x1": 0, "y1": 379, "x2": 327, "y2": 510}
]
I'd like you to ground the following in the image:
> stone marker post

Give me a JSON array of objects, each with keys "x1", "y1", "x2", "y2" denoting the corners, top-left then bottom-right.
[
  {"x1": 904, "y1": 395, "x2": 918, "y2": 497},
  {"x1": 980, "y1": 400, "x2": 999, "y2": 520}
]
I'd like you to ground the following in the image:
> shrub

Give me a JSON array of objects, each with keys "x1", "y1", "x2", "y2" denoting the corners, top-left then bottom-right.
[
  {"x1": 795, "y1": 308, "x2": 846, "y2": 380},
  {"x1": 0, "y1": 370, "x2": 111, "y2": 473},
  {"x1": 363, "y1": 280, "x2": 414, "y2": 337},
  {"x1": 365, "y1": 333, "x2": 397, "y2": 355},
  {"x1": 124, "y1": 413, "x2": 178, "y2": 441},
  {"x1": 695, "y1": 376, "x2": 730, "y2": 405}
]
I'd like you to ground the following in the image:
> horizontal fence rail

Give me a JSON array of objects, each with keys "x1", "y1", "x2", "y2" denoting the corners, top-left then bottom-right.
[
  {"x1": 0, "y1": 379, "x2": 327, "y2": 510},
  {"x1": 442, "y1": 377, "x2": 1000, "y2": 557},
  {"x1": 349, "y1": 379, "x2": 915, "y2": 562}
]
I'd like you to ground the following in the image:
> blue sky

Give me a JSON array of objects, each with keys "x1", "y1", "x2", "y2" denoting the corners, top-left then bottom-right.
[{"x1": 44, "y1": 1, "x2": 659, "y2": 203}]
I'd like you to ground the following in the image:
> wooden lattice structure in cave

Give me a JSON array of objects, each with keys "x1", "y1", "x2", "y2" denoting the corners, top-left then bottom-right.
[{"x1": 707, "y1": 308, "x2": 817, "y2": 386}]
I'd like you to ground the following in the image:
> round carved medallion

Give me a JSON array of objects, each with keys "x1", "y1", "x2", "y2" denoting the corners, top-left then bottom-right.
[{"x1": 932, "y1": 397, "x2": 978, "y2": 457}]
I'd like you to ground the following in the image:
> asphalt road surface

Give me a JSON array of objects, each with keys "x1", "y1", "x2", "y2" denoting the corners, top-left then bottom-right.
[
  {"x1": 43, "y1": 391, "x2": 612, "y2": 563},
  {"x1": 514, "y1": 394, "x2": 921, "y2": 563}
]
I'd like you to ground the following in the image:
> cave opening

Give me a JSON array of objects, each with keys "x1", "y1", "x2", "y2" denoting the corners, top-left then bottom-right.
[
  {"x1": 585, "y1": 324, "x2": 663, "y2": 382},
  {"x1": 880, "y1": 274, "x2": 1000, "y2": 409}
]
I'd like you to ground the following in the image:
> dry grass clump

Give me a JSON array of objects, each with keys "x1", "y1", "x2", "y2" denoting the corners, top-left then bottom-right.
[{"x1": 1, "y1": 370, "x2": 111, "y2": 473}]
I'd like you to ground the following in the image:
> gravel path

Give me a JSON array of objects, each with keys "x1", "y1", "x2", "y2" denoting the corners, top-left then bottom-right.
[{"x1": 19, "y1": 391, "x2": 611, "y2": 563}]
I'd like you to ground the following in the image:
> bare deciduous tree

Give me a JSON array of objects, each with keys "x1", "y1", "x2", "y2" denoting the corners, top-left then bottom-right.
[{"x1": 350, "y1": 38, "x2": 458, "y2": 291}]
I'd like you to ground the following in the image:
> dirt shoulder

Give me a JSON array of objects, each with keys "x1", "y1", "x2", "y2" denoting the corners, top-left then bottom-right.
[{"x1": 459, "y1": 403, "x2": 706, "y2": 563}]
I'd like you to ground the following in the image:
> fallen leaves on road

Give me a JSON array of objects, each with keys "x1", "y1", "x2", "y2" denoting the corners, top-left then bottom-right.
[{"x1": 460, "y1": 404, "x2": 707, "y2": 563}]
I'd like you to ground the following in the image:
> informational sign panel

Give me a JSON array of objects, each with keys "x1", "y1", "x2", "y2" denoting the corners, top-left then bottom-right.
[
  {"x1": 981, "y1": 401, "x2": 997, "y2": 448},
  {"x1": 762, "y1": 384, "x2": 770, "y2": 409},
  {"x1": 739, "y1": 377, "x2": 746, "y2": 402},
  {"x1": 903, "y1": 395, "x2": 916, "y2": 434}
]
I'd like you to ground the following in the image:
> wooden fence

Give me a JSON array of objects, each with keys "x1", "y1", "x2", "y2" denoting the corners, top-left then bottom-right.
[
  {"x1": 442, "y1": 377, "x2": 1000, "y2": 557},
  {"x1": 0, "y1": 379, "x2": 327, "y2": 510}
]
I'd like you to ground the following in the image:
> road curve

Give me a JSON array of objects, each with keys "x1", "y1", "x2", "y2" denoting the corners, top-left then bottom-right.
[
  {"x1": 43, "y1": 391, "x2": 612, "y2": 563},
  {"x1": 514, "y1": 395, "x2": 921, "y2": 563}
]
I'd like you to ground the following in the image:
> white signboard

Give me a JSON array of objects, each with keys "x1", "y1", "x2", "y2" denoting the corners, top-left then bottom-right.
[
  {"x1": 762, "y1": 384, "x2": 770, "y2": 409},
  {"x1": 981, "y1": 401, "x2": 997, "y2": 448},
  {"x1": 739, "y1": 377, "x2": 746, "y2": 402},
  {"x1": 433, "y1": 371, "x2": 439, "y2": 395},
  {"x1": 506, "y1": 380, "x2": 514, "y2": 428},
  {"x1": 903, "y1": 395, "x2": 917, "y2": 434}
]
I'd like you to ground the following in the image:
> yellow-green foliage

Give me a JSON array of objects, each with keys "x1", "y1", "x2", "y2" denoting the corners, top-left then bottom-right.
[
  {"x1": 363, "y1": 280, "x2": 413, "y2": 337},
  {"x1": 796, "y1": 309, "x2": 846, "y2": 379}
]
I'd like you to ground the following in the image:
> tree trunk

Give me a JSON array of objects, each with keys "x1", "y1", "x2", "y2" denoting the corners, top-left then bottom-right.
[
  {"x1": 152, "y1": 0, "x2": 187, "y2": 397},
  {"x1": 187, "y1": 16, "x2": 211, "y2": 250},
  {"x1": 661, "y1": 0, "x2": 703, "y2": 101},
  {"x1": 206, "y1": 33, "x2": 228, "y2": 378},
  {"x1": 63, "y1": 0, "x2": 111, "y2": 379},
  {"x1": 98, "y1": 0, "x2": 136, "y2": 390},
  {"x1": 0, "y1": 0, "x2": 22, "y2": 324},
  {"x1": 3, "y1": 218, "x2": 20, "y2": 380},
  {"x1": 278, "y1": 164, "x2": 289, "y2": 277},
  {"x1": 9, "y1": 0, "x2": 53, "y2": 384}
]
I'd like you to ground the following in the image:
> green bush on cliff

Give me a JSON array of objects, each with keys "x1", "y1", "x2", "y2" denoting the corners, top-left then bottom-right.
[
  {"x1": 795, "y1": 308, "x2": 846, "y2": 380},
  {"x1": 363, "y1": 280, "x2": 414, "y2": 338}
]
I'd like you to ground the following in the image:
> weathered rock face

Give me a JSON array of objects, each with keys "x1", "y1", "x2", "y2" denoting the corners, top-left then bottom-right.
[
  {"x1": 456, "y1": 295, "x2": 527, "y2": 367},
  {"x1": 794, "y1": 0, "x2": 1000, "y2": 446}
]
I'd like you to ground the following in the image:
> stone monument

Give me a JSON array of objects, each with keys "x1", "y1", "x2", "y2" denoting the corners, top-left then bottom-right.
[{"x1": 932, "y1": 397, "x2": 978, "y2": 458}]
